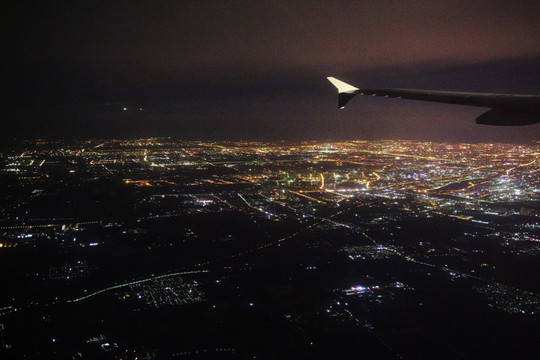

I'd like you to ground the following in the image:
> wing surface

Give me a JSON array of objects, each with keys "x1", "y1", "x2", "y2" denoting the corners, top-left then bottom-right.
[{"x1": 327, "y1": 77, "x2": 540, "y2": 125}]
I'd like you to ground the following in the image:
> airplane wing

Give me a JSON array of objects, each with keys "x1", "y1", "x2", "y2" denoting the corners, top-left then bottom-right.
[{"x1": 327, "y1": 77, "x2": 540, "y2": 126}]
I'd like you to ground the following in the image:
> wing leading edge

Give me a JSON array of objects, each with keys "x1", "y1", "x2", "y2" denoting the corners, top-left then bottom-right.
[{"x1": 327, "y1": 77, "x2": 540, "y2": 126}]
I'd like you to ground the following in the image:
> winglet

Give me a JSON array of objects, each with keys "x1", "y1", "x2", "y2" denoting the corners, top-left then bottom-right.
[{"x1": 327, "y1": 77, "x2": 359, "y2": 109}]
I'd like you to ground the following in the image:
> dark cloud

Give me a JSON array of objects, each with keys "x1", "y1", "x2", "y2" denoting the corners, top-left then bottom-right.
[{"x1": 4, "y1": 1, "x2": 540, "y2": 141}]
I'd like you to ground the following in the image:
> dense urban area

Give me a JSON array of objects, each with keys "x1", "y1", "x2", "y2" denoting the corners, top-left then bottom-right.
[{"x1": 0, "y1": 138, "x2": 539, "y2": 359}]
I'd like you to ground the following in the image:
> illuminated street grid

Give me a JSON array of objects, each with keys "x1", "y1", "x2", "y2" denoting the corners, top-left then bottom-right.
[
  {"x1": 49, "y1": 260, "x2": 89, "y2": 280},
  {"x1": 1, "y1": 139, "x2": 539, "y2": 272},
  {"x1": 3, "y1": 139, "x2": 538, "y2": 201},
  {"x1": 1, "y1": 138, "x2": 540, "y2": 358},
  {"x1": 474, "y1": 283, "x2": 540, "y2": 315},
  {"x1": 117, "y1": 276, "x2": 205, "y2": 309}
]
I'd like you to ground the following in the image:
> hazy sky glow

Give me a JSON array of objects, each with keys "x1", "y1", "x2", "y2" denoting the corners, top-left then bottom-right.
[{"x1": 4, "y1": 1, "x2": 540, "y2": 142}]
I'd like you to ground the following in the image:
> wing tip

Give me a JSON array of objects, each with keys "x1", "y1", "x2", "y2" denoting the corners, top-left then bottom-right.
[{"x1": 327, "y1": 77, "x2": 359, "y2": 93}]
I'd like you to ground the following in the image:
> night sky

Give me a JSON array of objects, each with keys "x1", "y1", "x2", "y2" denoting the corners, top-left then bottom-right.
[{"x1": 4, "y1": 1, "x2": 540, "y2": 142}]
